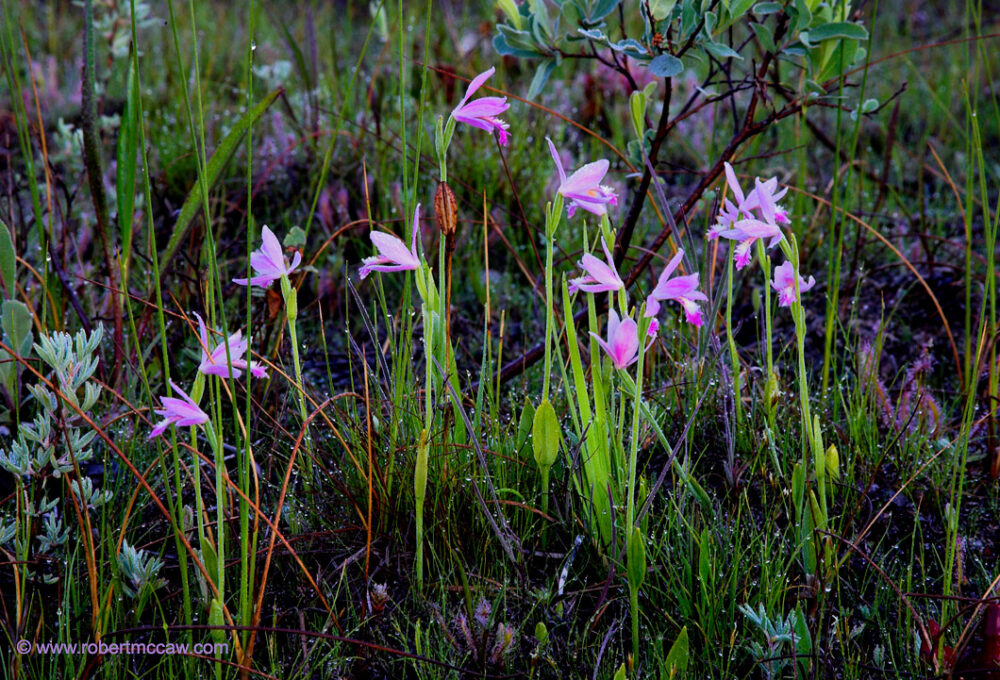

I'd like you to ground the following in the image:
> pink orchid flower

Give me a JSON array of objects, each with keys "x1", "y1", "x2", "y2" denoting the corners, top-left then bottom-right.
[
  {"x1": 546, "y1": 137, "x2": 618, "y2": 218},
  {"x1": 709, "y1": 164, "x2": 791, "y2": 267},
  {"x1": 149, "y1": 380, "x2": 209, "y2": 439},
  {"x1": 650, "y1": 249, "x2": 708, "y2": 327},
  {"x1": 451, "y1": 67, "x2": 511, "y2": 146},
  {"x1": 569, "y1": 237, "x2": 624, "y2": 294},
  {"x1": 771, "y1": 260, "x2": 816, "y2": 307},
  {"x1": 233, "y1": 225, "x2": 302, "y2": 288},
  {"x1": 748, "y1": 176, "x2": 790, "y2": 225},
  {"x1": 642, "y1": 297, "x2": 661, "y2": 338},
  {"x1": 716, "y1": 218, "x2": 784, "y2": 270},
  {"x1": 359, "y1": 204, "x2": 422, "y2": 279},
  {"x1": 590, "y1": 310, "x2": 652, "y2": 370},
  {"x1": 193, "y1": 313, "x2": 267, "y2": 379}
]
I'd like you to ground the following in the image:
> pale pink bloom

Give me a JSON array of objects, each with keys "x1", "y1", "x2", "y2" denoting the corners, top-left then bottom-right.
[
  {"x1": 193, "y1": 313, "x2": 267, "y2": 379},
  {"x1": 650, "y1": 249, "x2": 708, "y2": 327},
  {"x1": 546, "y1": 137, "x2": 618, "y2": 218},
  {"x1": 707, "y1": 163, "x2": 790, "y2": 243},
  {"x1": 710, "y1": 162, "x2": 753, "y2": 235},
  {"x1": 642, "y1": 297, "x2": 660, "y2": 338},
  {"x1": 451, "y1": 67, "x2": 511, "y2": 146},
  {"x1": 771, "y1": 260, "x2": 816, "y2": 307},
  {"x1": 359, "y1": 204, "x2": 422, "y2": 279},
  {"x1": 590, "y1": 310, "x2": 651, "y2": 370},
  {"x1": 717, "y1": 218, "x2": 784, "y2": 270},
  {"x1": 233, "y1": 225, "x2": 302, "y2": 288},
  {"x1": 569, "y1": 237, "x2": 623, "y2": 294},
  {"x1": 747, "y1": 176, "x2": 790, "y2": 225},
  {"x1": 149, "y1": 380, "x2": 209, "y2": 439}
]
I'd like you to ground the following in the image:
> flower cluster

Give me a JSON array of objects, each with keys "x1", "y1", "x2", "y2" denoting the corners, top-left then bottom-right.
[{"x1": 711, "y1": 162, "x2": 816, "y2": 306}]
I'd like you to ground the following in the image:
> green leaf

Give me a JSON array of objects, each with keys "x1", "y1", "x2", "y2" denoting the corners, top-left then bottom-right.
[
  {"x1": 703, "y1": 41, "x2": 743, "y2": 60},
  {"x1": 610, "y1": 39, "x2": 648, "y2": 56},
  {"x1": 516, "y1": 398, "x2": 535, "y2": 452},
  {"x1": 806, "y1": 21, "x2": 869, "y2": 42},
  {"x1": 649, "y1": 54, "x2": 684, "y2": 77},
  {"x1": 648, "y1": 0, "x2": 676, "y2": 21},
  {"x1": 752, "y1": 1, "x2": 782, "y2": 13},
  {"x1": 283, "y1": 226, "x2": 307, "y2": 249},
  {"x1": 496, "y1": 0, "x2": 523, "y2": 30},
  {"x1": 527, "y1": 58, "x2": 556, "y2": 99},
  {"x1": 585, "y1": 0, "x2": 619, "y2": 24},
  {"x1": 0, "y1": 219, "x2": 14, "y2": 298},
  {"x1": 613, "y1": 663, "x2": 627, "y2": 680},
  {"x1": 626, "y1": 526, "x2": 647, "y2": 590},
  {"x1": 577, "y1": 27, "x2": 606, "y2": 41},
  {"x1": 1, "y1": 300, "x2": 33, "y2": 358},
  {"x1": 751, "y1": 22, "x2": 776, "y2": 53},
  {"x1": 532, "y1": 399, "x2": 560, "y2": 471},
  {"x1": 494, "y1": 26, "x2": 543, "y2": 58},
  {"x1": 158, "y1": 88, "x2": 283, "y2": 277},
  {"x1": 208, "y1": 597, "x2": 227, "y2": 645},
  {"x1": 0, "y1": 299, "x2": 32, "y2": 396},
  {"x1": 664, "y1": 626, "x2": 690, "y2": 675},
  {"x1": 728, "y1": 0, "x2": 756, "y2": 18}
]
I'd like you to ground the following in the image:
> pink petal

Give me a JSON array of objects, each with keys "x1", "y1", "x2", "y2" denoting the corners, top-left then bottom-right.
[
  {"x1": 724, "y1": 162, "x2": 745, "y2": 205},
  {"x1": 455, "y1": 66, "x2": 495, "y2": 111},
  {"x1": 561, "y1": 160, "x2": 610, "y2": 196},
  {"x1": 546, "y1": 137, "x2": 567, "y2": 186}
]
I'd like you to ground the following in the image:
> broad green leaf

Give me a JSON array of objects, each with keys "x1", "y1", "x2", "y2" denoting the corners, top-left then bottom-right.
[
  {"x1": 751, "y1": 22, "x2": 776, "y2": 53},
  {"x1": 0, "y1": 219, "x2": 14, "y2": 297},
  {"x1": 649, "y1": 54, "x2": 684, "y2": 77},
  {"x1": 532, "y1": 399, "x2": 560, "y2": 471},
  {"x1": 803, "y1": 20, "x2": 868, "y2": 43},
  {"x1": 494, "y1": 26, "x2": 543, "y2": 58},
  {"x1": 1, "y1": 300, "x2": 33, "y2": 358},
  {"x1": 613, "y1": 663, "x2": 627, "y2": 680},
  {"x1": 664, "y1": 626, "x2": 690, "y2": 675},
  {"x1": 585, "y1": 0, "x2": 619, "y2": 24},
  {"x1": 0, "y1": 299, "x2": 32, "y2": 396},
  {"x1": 158, "y1": 88, "x2": 283, "y2": 277},
  {"x1": 728, "y1": 0, "x2": 755, "y2": 18},
  {"x1": 648, "y1": 0, "x2": 676, "y2": 21},
  {"x1": 704, "y1": 41, "x2": 743, "y2": 60}
]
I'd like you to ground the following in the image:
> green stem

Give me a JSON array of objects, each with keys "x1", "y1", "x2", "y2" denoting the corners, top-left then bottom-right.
[{"x1": 280, "y1": 274, "x2": 312, "y2": 482}]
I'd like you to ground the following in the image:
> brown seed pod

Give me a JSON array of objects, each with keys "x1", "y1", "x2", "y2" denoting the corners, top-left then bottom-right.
[{"x1": 434, "y1": 181, "x2": 458, "y2": 250}]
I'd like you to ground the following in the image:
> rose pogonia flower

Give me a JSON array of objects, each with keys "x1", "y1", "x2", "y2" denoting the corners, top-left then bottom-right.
[
  {"x1": 569, "y1": 237, "x2": 623, "y2": 294},
  {"x1": 650, "y1": 249, "x2": 708, "y2": 327},
  {"x1": 359, "y1": 204, "x2": 422, "y2": 279},
  {"x1": 451, "y1": 67, "x2": 511, "y2": 146},
  {"x1": 233, "y1": 225, "x2": 302, "y2": 288},
  {"x1": 590, "y1": 310, "x2": 651, "y2": 370},
  {"x1": 149, "y1": 380, "x2": 209, "y2": 439},
  {"x1": 193, "y1": 313, "x2": 267, "y2": 379},
  {"x1": 546, "y1": 137, "x2": 618, "y2": 218},
  {"x1": 771, "y1": 260, "x2": 816, "y2": 307}
]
